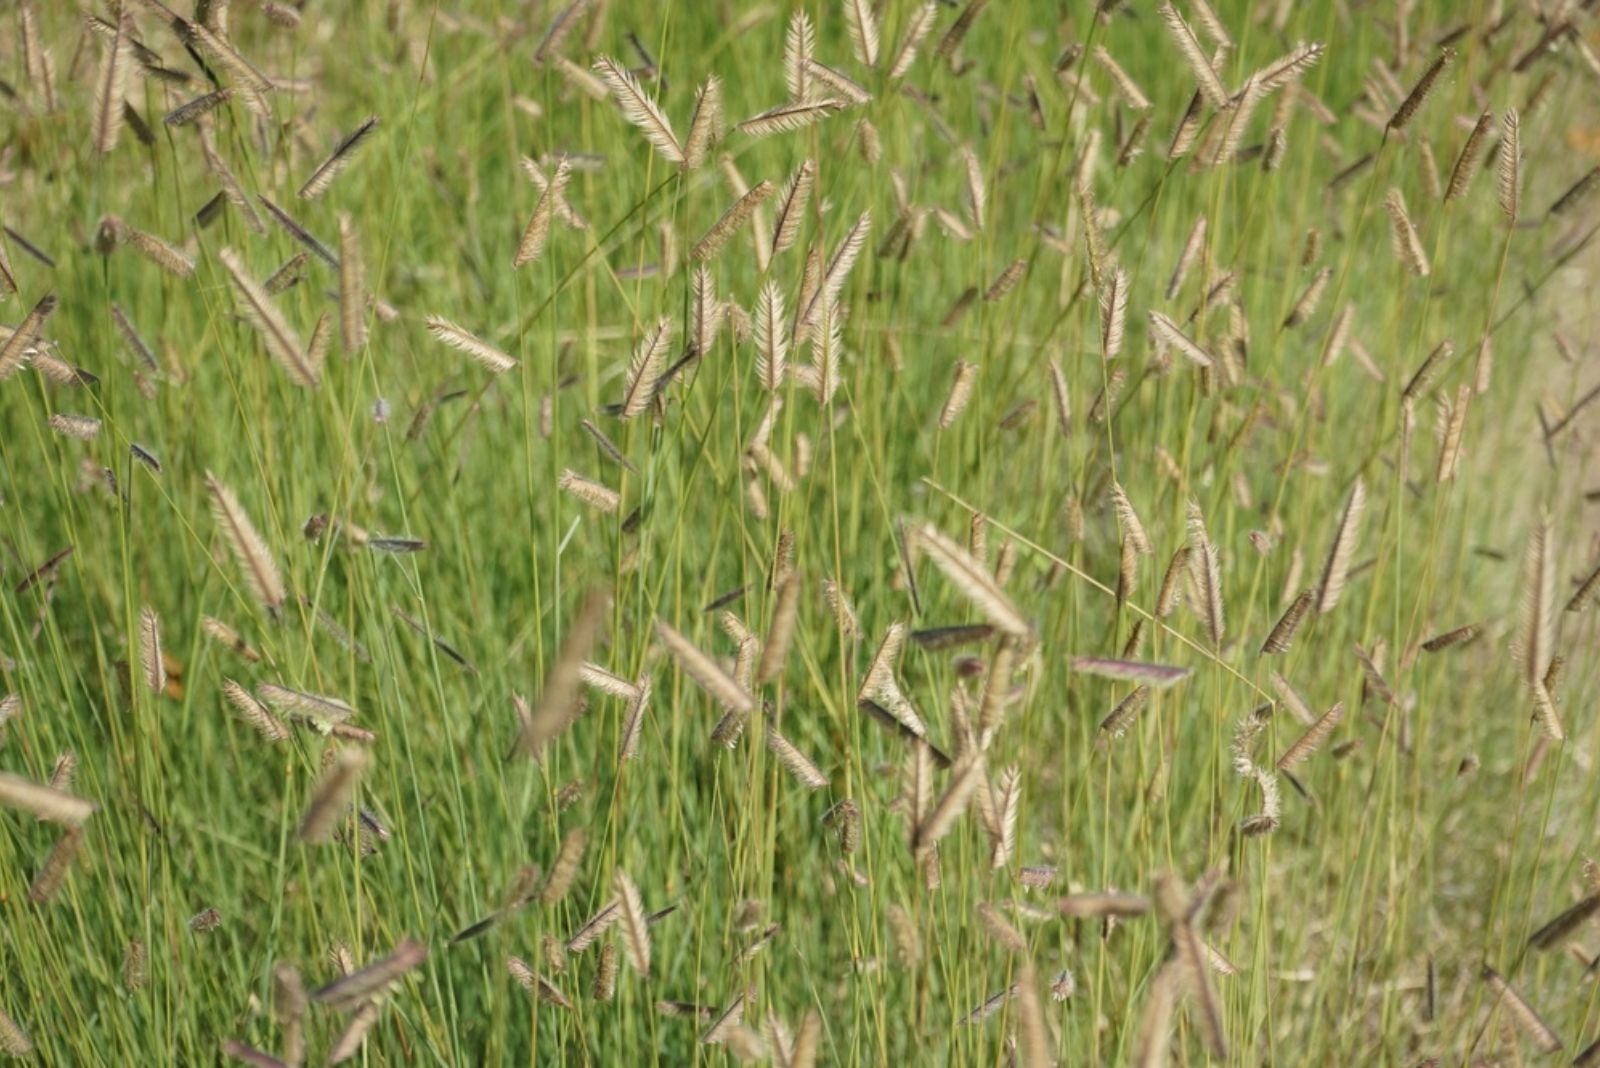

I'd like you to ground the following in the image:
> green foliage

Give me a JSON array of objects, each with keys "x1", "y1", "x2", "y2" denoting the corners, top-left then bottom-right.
[{"x1": 1, "y1": 1, "x2": 1598, "y2": 1064}]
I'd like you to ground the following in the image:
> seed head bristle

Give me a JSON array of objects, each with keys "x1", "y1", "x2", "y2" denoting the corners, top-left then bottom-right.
[
  {"x1": 205, "y1": 471, "x2": 287, "y2": 619},
  {"x1": 593, "y1": 55, "x2": 682, "y2": 163},
  {"x1": 912, "y1": 522, "x2": 1033, "y2": 640},
  {"x1": 613, "y1": 869, "x2": 652, "y2": 977},
  {"x1": 1445, "y1": 110, "x2": 1494, "y2": 202},
  {"x1": 1498, "y1": 109, "x2": 1521, "y2": 219},
  {"x1": 1482, "y1": 966, "x2": 1562, "y2": 1054},
  {"x1": 426, "y1": 315, "x2": 518, "y2": 374},
  {"x1": 1313, "y1": 478, "x2": 1366, "y2": 614},
  {"x1": 619, "y1": 317, "x2": 673, "y2": 418},
  {"x1": 1388, "y1": 49, "x2": 1452, "y2": 131},
  {"x1": 888, "y1": 3, "x2": 938, "y2": 81},
  {"x1": 300, "y1": 116, "x2": 380, "y2": 200},
  {"x1": 1261, "y1": 589, "x2": 1313, "y2": 654},
  {"x1": 1157, "y1": 2, "x2": 1229, "y2": 108}
]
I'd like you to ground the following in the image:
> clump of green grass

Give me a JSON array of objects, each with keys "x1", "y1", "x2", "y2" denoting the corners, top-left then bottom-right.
[{"x1": 2, "y1": 1, "x2": 1599, "y2": 1064}]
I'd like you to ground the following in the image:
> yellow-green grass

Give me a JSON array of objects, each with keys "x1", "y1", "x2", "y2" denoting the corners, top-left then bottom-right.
[{"x1": 1, "y1": 1, "x2": 1599, "y2": 1064}]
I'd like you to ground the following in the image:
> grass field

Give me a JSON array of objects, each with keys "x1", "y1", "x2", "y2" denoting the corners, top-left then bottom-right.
[{"x1": 3, "y1": 1, "x2": 1600, "y2": 1064}]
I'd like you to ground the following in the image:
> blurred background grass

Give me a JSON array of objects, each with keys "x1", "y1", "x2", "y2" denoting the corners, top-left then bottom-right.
[{"x1": 2, "y1": 1, "x2": 1600, "y2": 1063}]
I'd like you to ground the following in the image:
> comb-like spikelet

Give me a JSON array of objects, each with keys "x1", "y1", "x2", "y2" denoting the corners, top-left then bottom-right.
[
  {"x1": 190, "y1": 22, "x2": 274, "y2": 114},
  {"x1": 258, "y1": 684, "x2": 356, "y2": 725},
  {"x1": 975, "y1": 901, "x2": 1026, "y2": 954},
  {"x1": 938, "y1": 361, "x2": 980, "y2": 429},
  {"x1": 912, "y1": 522, "x2": 1032, "y2": 640},
  {"x1": 766, "y1": 723, "x2": 828, "y2": 789},
  {"x1": 964, "y1": 148, "x2": 987, "y2": 231},
  {"x1": 326, "y1": 1002, "x2": 382, "y2": 1062},
  {"x1": 0, "y1": 1006, "x2": 33, "y2": 1058},
  {"x1": 1549, "y1": 165, "x2": 1600, "y2": 217},
  {"x1": 1275, "y1": 702, "x2": 1345, "y2": 770},
  {"x1": 1094, "y1": 46, "x2": 1151, "y2": 111},
  {"x1": 934, "y1": 0, "x2": 989, "y2": 63},
  {"x1": 205, "y1": 471, "x2": 286, "y2": 618},
  {"x1": 618, "y1": 676, "x2": 651, "y2": 764},
  {"x1": 310, "y1": 940, "x2": 427, "y2": 1010},
  {"x1": 558, "y1": 469, "x2": 621, "y2": 513},
  {"x1": 843, "y1": 0, "x2": 879, "y2": 67},
  {"x1": 535, "y1": 827, "x2": 588, "y2": 906},
  {"x1": 1528, "y1": 894, "x2": 1600, "y2": 951},
  {"x1": 913, "y1": 755, "x2": 984, "y2": 854},
  {"x1": 204, "y1": 617, "x2": 263, "y2": 663},
  {"x1": 1261, "y1": 589, "x2": 1313, "y2": 653},
  {"x1": 512, "y1": 156, "x2": 568, "y2": 270},
  {"x1": 1131, "y1": 962, "x2": 1179, "y2": 1067},
  {"x1": 1, "y1": 292, "x2": 56, "y2": 379},
  {"x1": 770, "y1": 159, "x2": 816, "y2": 260},
  {"x1": 1387, "y1": 48, "x2": 1451, "y2": 131},
  {"x1": 425, "y1": 316, "x2": 518, "y2": 374},
  {"x1": 1421, "y1": 622, "x2": 1482, "y2": 652},
  {"x1": 1568, "y1": 561, "x2": 1600, "y2": 614},
  {"x1": 1047, "y1": 361, "x2": 1071, "y2": 437},
  {"x1": 756, "y1": 574, "x2": 801, "y2": 684},
  {"x1": 336, "y1": 213, "x2": 367, "y2": 353},
  {"x1": 93, "y1": 16, "x2": 132, "y2": 155},
  {"x1": 1110, "y1": 483, "x2": 1152, "y2": 555},
  {"x1": 888, "y1": 3, "x2": 938, "y2": 81},
  {"x1": 222, "y1": 679, "x2": 290, "y2": 741},
  {"x1": 593, "y1": 56, "x2": 682, "y2": 163},
  {"x1": 613, "y1": 869, "x2": 651, "y2": 977},
  {"x1": 218, "y1": 248, "x2": 316, "y2": 387},
  {"x1": 1149, "y1": 312, "x2": 1214, "y2": 367},
  {"x1": 800, "y1": 212, "x2": 871, "y2": 333},
  {"x1": 1313, "y1": 478, "x2": 1366, "y2": 614},
  {"x1": 1168, "y1": 215, "x2": 1207, "y2": 300},
  {"x1": 688, "y1": 266, "x2": 724, "y2": 358},
  {"x1": 164, "y1": 88, "x2": 233, "y2": 128},
  {"x1": 692, "y1": 181, "x2": 776, "y2": 263},
  {"x1": 1384, "y1": 189, "x2": 1430, "y2": 276},
  {"x1": 1100, "y1": 268, "x2": 1129, "y2": 359},
  {"x1": 1157, "y1": 2, "x2": 1228, "y2": 108},
  {"x1": 1283, "y1": 268, "x2": 1331, "y2": 329},
  {"x1": 1446, "y1": 110, "x2": 1493, "y2": 202},
  {"x1": 983, "y1": 258, "x2": 1026, "y2": 302},
  {"x1": 115, "y1": 221, "x2": 196, "y2": 277},
  {"x1": 532, "y1": 0, "x2": 592, "y2": 64},
  {"x1": 1498, "y1": 109, "x2": 1521, "y2": 219},
  {"x1": 299, "y1": 117, "x2": 380, "y2": 200},
  {"x1": 197, "y1": 125, "x2": 267, "y2": 233},
  {"x1": 655, "y1": 619, "x2": 757, "y2": 714},
  {"x1": 139, "y1": 606, "x2": 165, "y2": 694},
  {"x1": 49, "y1": 414, "x2": 100, "y2": 440},
  {"x1": 1099, "y1": 686, "x2": 1151, "y2": 740},
  {"x1": 1073, "y1": 658, "x2": 1190, "y2": 687},
  {"x1": 1521, "y1": 514, "x2": 1556, "y2": 687},
  {"x1": 738, "y1": 99, "x2": 844, "y2": 139},
  {"x1": 681, "y1": 75, "x2": 723, "y2": 172},
  {"x1": 753, "y1": 281, "x2": 789, "y2": 391},
  {"x1": 1255, "y1": 42, "x2": 1325, "y2": 93},
  {"x1": 566, "y1": 902, "x2": 619, "y2": 955},
  {"x1": 28, "y1": 825, "x2": 83, "y2": 903},
  {"x1": 1436, "y1": 384, "x2": 1470, "y2": 482},
  {"x1": 1482, "y1": 966, "x2": 1561, "y2": 1054},
  {"x1": 784, "y1": 10, "x2": 814, "y2": 99},
  {"x1": 1186, "y1": 502, "x2": 1224, "y2": 646},
  {"x1": 579, "y1": 663, "x2": 638, "y2": 701}
]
